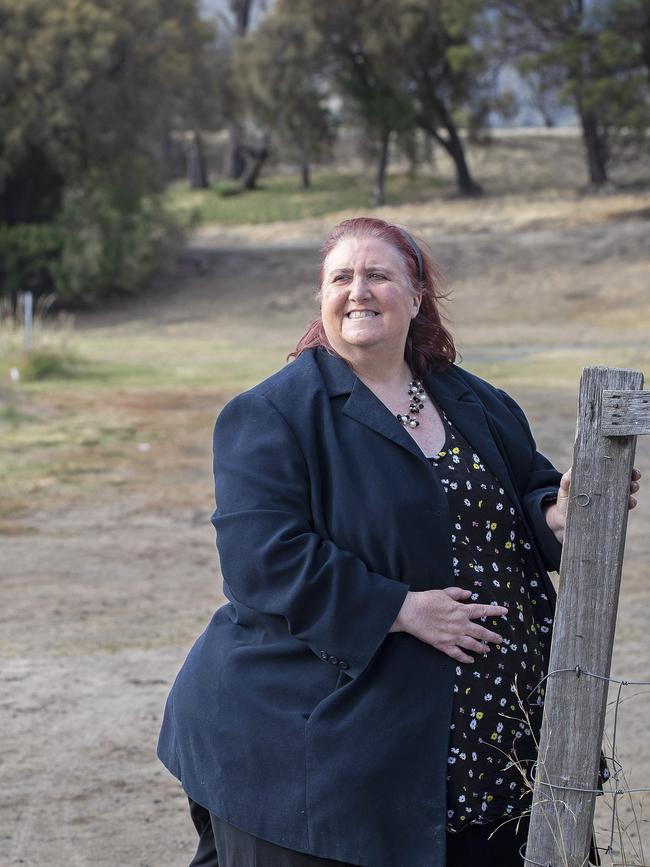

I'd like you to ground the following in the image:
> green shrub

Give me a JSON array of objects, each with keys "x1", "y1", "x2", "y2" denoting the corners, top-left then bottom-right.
[
  {"x1": 19, "y1": 348, "x2": 81, "y2": 381},
  {"x1": 0, "y1": 185, "x2": 182, "y2": 308},
  {"x1": 50, "y1": 184, "x2": 183, "y2": 306},
  {"x1": 0, "y1": 405, "x2": 36, "y2": 426},
  {"x1": 0, "y1": 223, "x2": 62, "y2": 302},
  {"x1": 214, "y1": 180, "x2": 242, "y2": 198}
]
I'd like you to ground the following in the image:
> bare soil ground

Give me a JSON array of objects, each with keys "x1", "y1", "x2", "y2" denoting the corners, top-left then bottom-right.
[{"x1": 1, "y1": 134, "x2": 650, "y2": 865}]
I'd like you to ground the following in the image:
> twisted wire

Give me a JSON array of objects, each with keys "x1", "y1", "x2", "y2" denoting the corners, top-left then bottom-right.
[{"x1": 518, "y1": 665, "x2": 650, "y2": 865}]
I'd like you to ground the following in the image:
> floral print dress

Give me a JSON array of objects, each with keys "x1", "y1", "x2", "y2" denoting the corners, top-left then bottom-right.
[{"x1": 426, "y1": 408, "x2": 554, "y2": 833}]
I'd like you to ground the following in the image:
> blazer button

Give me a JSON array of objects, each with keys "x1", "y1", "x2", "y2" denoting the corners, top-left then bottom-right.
[
  {"x1": 337, "y1": 660, "x2": 349, "y2": 670},
  {"x1": 320, "y1": 651, "x2": 329, "y2": 661},
  {"x1": 329, "y1": 656, "x2": 339, "y2": 666}
]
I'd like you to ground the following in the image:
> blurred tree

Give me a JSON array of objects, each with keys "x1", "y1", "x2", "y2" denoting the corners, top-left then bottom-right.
[
  {"x1": 221, "y1": 0, "x2": 259, "y2": 180},
  {"x1": 235, "y1": 2, "x2": 336, "y2": 189},
  {"x1": 519, "y1": 65, "x2": 566, "y2": 127},
  {"x1": 393, "y1": 0, "x2": 485, "y2": 195},
  {"x1": 298, "y1": 0, "x2": 484, "y2": 201},
  {"x1": 492, "y1": 0, "x2": 650, "y2": 184},
  {"x1": 607, "y1": 0, "x2": 650, "y2": 81},
  {"x1": 596, "y1": 0, "x2": 650, "y2": 162},
  {"x1": 0, "y1": 0, "x2": 214, "y2": 304},
  {"x1": 177, "y1": 21, "x2": 225, "y2": 189},
  {"x1": 0, "y1": 0, "x2": 216, "y2": 211},
  {"x1": 299, "y1": 0, "x2": 414, "y2": 206}
]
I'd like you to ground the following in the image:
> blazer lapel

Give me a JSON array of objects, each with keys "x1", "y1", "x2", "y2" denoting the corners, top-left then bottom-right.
[
  {"x1": 315, "y1": 347, "x2": 433, "y2": 464},
  {"x1": 315, "y1": 348, "x2": 521, "y2": 506},
  {"x1": 425, "y1": 367, "x2": 522, "y2": 509},
  {"x1": 343, "y1": 378, "x2": 427, "y2": 463}
]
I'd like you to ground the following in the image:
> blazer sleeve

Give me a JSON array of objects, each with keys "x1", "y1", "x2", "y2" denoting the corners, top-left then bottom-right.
[
  {"x1": 211, "y1": 390, "x2": 409, "y2": 679},
  {"x1": 498, "y1": 389, "x2": 563, "y2": 573}
]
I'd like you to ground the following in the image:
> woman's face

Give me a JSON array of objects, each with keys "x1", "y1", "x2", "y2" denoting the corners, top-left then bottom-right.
[{"x1": 320, "y1": 235, "x2": 421, "y2": 361}]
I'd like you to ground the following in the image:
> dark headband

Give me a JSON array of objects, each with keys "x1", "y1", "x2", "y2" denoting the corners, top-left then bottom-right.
[{"x1": 397, "y1": 228, "x2": 424, "y2": 283}]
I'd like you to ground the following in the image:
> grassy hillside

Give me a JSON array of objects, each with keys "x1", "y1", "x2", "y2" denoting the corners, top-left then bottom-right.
[{"x1": 1, "y1": 131, "x2": 649, "y2": 866}]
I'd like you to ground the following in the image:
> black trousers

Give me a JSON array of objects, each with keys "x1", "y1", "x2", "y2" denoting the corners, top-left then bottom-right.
[
  {"x1": 188, "y1": 798, "x2": 531, "y2": 867},
  {"x1": 188, "y1": 799, "x2": 352, "y2": 866}
]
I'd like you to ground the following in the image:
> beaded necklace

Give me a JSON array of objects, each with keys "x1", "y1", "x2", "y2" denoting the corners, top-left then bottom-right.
[{"x1": 396, "y1": 378, "x2": 427, "y2": 428}]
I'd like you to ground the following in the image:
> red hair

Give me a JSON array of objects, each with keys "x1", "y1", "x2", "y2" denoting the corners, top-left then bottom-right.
[{"x1": 288, "y1": 217, "x2": 456, "y2": 379}]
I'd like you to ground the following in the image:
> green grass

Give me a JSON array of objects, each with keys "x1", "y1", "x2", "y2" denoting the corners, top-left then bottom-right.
[
  {"x1": 469, "y1": 346, "x2": 650, "y2": 391},
  {"x1": 19, "y1": 348, "x2": 84, "y2": 381},
  {"x1": 165, "y1": 170, "x2": 444, "y2": 227},
  {"x1": 0, "y1": 405, "x2": 37, "y2": 426},
  {"x1": 0, "y1": 331, "x2": 292, "y2": 396},
  {"x1": 2, "y1": 346, "x2": 155, "y2": 388}
]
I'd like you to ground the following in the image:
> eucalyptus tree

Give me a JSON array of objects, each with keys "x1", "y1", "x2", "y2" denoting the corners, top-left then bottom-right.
[
  {"x1": 220, "y1": 0, "x2": 262, "y2": 179},
  {"x1": 492, "y1": 0, "x2": 650, "y2": 184},
  {"x1": 0, "y1": 0, "x2": 215, "y2": 303},
  {"x1": 303, "y1": 0, "x2": 417, "y2": 205},
  {"x1": 300, "y1": 0, "x2": 484, "y2": 200},
  {"x1": 236, "y1": 2, "x2": 336, "y2": 189},
  {"x1": 391, "y1": 0, "x2": 485, "y2": 196}
]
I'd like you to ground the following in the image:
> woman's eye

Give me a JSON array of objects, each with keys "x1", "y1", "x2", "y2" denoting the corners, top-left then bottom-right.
[{"x1": 369, "y1": 272, "x2": 385, "y2": 279}]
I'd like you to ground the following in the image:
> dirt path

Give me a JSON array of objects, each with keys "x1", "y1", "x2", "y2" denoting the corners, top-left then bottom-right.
[{"x1": 2, "y1": 207, "x2": 649, "y2": 865}]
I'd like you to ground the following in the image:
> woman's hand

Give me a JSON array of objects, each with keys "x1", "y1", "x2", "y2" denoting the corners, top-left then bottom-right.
[
  {"x1": 544, "y1": 467, "x2": 642, "y2": 544},
  {"x1": 389, "y1": 588, "x2": 508, "y2": 664}
]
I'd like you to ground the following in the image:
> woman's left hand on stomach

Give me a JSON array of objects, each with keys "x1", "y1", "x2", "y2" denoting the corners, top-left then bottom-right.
[{"x1": 544, "y1": 467, "x2": 642, "y2": 544}]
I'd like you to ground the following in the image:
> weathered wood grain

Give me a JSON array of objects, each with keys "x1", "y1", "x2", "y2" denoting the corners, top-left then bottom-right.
[
  {"x1": 601, "y1": 389, "x2": 650, "y2": 436},
  {"x1": 526, "y1": 367, "x2": 645, "y2": 867}
]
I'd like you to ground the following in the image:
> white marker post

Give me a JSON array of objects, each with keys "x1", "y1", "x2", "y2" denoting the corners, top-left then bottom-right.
[{"x1": 24, "y1": 291, "x2": 33, "y2": 352}]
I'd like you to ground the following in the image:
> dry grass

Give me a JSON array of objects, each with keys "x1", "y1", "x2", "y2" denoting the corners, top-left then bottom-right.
[{"x1": 1, "y1": 131, "x2": 649, "y2": 866}]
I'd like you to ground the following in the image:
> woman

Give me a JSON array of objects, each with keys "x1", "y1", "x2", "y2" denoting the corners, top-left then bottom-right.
[{"x1": 158, "y1": 217, "x2": 641, "y2": 867}]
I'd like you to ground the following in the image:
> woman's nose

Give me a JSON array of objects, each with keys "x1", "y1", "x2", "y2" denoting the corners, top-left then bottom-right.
[{"x1": 349, "y1": 273, "x2": 372, "y2": 300}]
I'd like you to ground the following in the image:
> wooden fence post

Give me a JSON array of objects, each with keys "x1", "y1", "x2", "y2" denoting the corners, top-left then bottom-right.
[{"x1": 525, "y1": 366, "x2": 650, "y2": 867}]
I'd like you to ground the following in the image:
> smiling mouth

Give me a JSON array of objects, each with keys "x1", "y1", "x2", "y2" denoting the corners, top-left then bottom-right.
[{"x1": 346, "y1": 311, "x2": 379, "y2": 319}]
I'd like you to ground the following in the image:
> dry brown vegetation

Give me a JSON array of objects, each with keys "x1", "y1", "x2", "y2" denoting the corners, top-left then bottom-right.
[{"x1": 1, "y1": 132, "x2": 649, "y2": 865}]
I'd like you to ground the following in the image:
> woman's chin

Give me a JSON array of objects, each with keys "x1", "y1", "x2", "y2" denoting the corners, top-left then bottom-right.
[{"x1": 339, "y1": 324, "x2": 385, "y2": 348}]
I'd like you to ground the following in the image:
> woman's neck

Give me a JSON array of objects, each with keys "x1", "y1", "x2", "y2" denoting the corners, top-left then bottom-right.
[{"x1": 346, "y1": 350, "x2": 413, "y2": 391}]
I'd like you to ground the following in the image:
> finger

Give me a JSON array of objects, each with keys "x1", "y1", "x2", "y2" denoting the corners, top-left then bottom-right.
[
  {"x1": 443, "y1": 587, "x2": 473, "y2": 601},
  {"x1": 457, "y1": 636, "x2": 492, "y2": 655},
  {"x1": 468, "y1": 603, "x2": 509, "y2": 620},
  {"x1": 441, "y1": 645, "x2": 474, "y2": 664},
  {"x1": 558, "y1": 468, "x2": 571, "y2": 498},
  {"x1": 467, "y1": 625, "x2": 504, "y2": 644},
  {"x1": 629, "y1": 496, "x2": 637, "y2": 509},
  {"x1": 632, "y1": 468, "x2": 641, "y2": 481},
  {"x1": 630, "y1": 481, "x2": 640, "y2": 494}
]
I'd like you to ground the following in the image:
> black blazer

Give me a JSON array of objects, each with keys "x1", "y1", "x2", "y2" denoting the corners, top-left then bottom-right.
[{"x1": 157, "y1": 346, "x2": 562, "y2": 867}]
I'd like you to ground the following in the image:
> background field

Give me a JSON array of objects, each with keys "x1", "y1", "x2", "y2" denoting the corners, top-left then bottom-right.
[{"x1": 1, "y1": 132, "x2": 650, "y2": 865}]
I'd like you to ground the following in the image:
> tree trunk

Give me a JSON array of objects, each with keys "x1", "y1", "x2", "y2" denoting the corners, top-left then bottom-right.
[
  {"x1": 301, "y1": 160, "x2": 311, "y2": 190},
  {"x1": 240, "y1": 139, "x2": 270, "y2": 190},
  {"x1": 419, "y1": 105, "x2": 482, "y2": 197},
  {"x1": 436, "y1": 106, "x2": 482, "y2": 197},
  {"x1": 578, "y1": 107, "x2": 608, "y2": 185},
  {"x1": 371, "y1": 128, "x2": 391, "y2": 206},
  {"x1": 533, "y1": 98, "x2": 556, "y2": 128},
  {"x1": 224, "y1": 123, "x2": 246, "y2": 180},
  {"x1": 186, "y1": 129, "x2": 209, "y2": 189},
  {"x1": 230, "y1": 0, "x2": 253, "y2": 36},
  {"x1": 224, "y1": 3, "x2": 253, "y2": 180}
]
